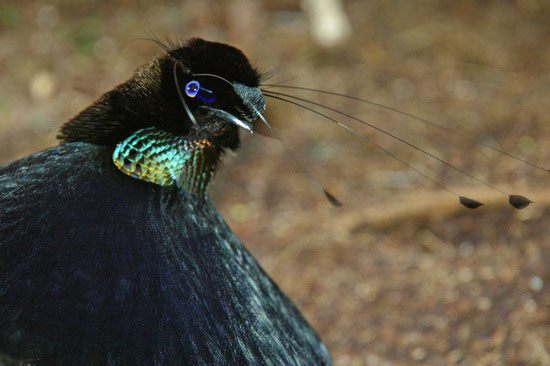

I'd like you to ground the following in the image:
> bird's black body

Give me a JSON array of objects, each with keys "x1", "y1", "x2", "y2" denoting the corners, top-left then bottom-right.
[{"x1": 0, "y1": 39, "x2": 331, "y2": 365}]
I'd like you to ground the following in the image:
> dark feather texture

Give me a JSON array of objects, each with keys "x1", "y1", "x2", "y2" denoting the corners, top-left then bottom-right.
[{"x1": 0, "y1": 39, "x2": 331, "y2": 365}]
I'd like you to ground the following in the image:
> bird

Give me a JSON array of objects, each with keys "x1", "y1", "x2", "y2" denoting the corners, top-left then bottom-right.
[{"x1": 0, "y1": 38, "x2": 331, "y2": 365}]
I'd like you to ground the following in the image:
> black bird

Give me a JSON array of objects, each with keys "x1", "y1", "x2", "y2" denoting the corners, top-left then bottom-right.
[{"x1": 0, "y1": 38, "x2": 331, "y2": 366}]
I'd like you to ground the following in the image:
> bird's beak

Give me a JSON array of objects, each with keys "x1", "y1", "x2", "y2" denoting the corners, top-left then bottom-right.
[{"x1": 202, "y1": 108, "x2": 254, "y2": 133}]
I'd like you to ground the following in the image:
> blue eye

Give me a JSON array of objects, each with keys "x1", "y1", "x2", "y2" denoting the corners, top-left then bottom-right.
[
  {"x1": 185, "y1": 80, "x2": 216, "y2": 103},
  {"x1": 185, "y1": 81, "x2": 200, "y2": 97}
]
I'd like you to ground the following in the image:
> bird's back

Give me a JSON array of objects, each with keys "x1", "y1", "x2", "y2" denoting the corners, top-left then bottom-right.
[{"x1": 0, "y1": 143, "x2": 331, "y2": 365}]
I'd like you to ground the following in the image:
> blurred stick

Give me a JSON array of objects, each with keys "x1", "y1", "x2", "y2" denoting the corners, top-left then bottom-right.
[{"x1": 301, "y1": 0, "x2": 351, "y2": 47}]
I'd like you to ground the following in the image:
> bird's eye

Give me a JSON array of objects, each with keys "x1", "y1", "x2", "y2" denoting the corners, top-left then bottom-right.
[{"x1": 185, "y1": 80, "x2": 216, "y2": 103}]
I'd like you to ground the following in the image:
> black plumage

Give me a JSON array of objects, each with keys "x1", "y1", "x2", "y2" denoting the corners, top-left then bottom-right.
[{"x1": 0, "y1": 38, "x2": 331, "y2": 365}]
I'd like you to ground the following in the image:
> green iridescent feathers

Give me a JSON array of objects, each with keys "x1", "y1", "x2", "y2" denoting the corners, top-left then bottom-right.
[{"x1": 113, "y1": 127, "x2": 219, "y2": 195}]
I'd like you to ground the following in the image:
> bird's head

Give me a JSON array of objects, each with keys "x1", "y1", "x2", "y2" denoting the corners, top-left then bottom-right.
[{"x1": 58, "y1": 38, "x2": 265, "y2": 195}]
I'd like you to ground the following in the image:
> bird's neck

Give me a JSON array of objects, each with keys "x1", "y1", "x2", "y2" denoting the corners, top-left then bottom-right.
[{"x1": 112, "y1": 127, "x2": 221, "y2": 196}]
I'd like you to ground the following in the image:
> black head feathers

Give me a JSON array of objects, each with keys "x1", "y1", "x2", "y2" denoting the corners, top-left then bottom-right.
[{"x1": 168, "y1": 38, "x2": 261, "y2": 87}]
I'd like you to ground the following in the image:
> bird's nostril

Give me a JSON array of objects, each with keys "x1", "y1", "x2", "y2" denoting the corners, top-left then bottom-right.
[{"x1": 233, "y1": 84, "x2": 266, "y2": 117}]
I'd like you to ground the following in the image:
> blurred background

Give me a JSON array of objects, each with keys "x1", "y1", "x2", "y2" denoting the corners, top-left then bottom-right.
[{"x1": 1, "y1": 0, "x2": 550, "y2": 365}]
